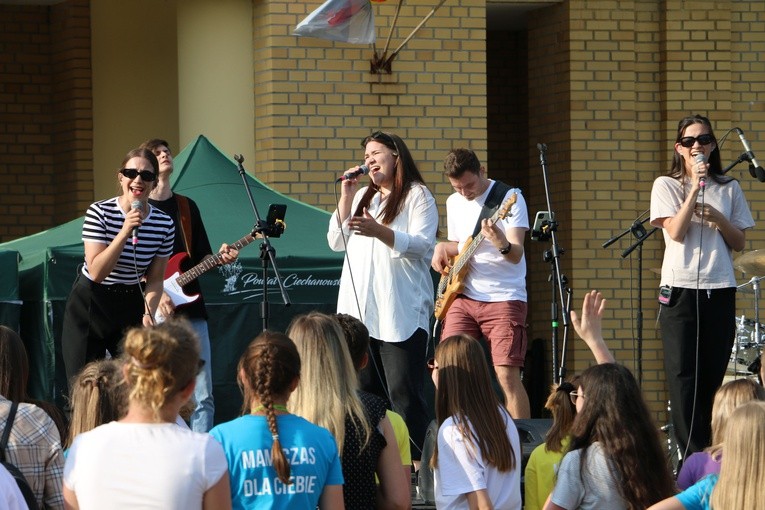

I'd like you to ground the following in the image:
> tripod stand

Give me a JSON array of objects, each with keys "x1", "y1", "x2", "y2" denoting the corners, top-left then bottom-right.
[{"x1": 234, "y1": 155, "x2": 291, "y2": 331}]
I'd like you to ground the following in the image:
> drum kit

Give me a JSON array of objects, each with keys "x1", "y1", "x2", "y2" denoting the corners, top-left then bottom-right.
[{"x1": 731, "y1": 250, "x2": 765, "y2": 379}]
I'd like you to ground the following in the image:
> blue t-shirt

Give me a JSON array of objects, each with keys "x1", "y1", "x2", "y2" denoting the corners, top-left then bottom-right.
[
  {"x1": 210, "y1": 414, "x2": 343, "y2": 510},
  {"x1": 675, "y1": 474, "x2": 717, "y2": 510}
]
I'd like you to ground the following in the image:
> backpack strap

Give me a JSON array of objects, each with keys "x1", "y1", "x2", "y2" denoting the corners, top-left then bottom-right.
[
  {"x1": 0, "y1": 401, "x2": 18, "y2": 463},
  {"x1": 471, "y1": 180, "x2": 512, "y2": 238},
  {"x1": 175, "y1": 195, "x2": 194, "y2": 256}
]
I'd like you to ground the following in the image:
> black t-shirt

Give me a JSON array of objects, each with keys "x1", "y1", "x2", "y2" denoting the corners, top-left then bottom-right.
[{"x1": 148, "y1": 194, "x2": 213, "y2": 320}]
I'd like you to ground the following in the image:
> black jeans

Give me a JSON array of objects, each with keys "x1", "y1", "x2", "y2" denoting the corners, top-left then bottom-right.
[
  {"x1": 360, "y1": 327, "x2": 430, "y2": 461},
  {"x1": 659, "y1": 286, "x2": 735, "y2": 457}
]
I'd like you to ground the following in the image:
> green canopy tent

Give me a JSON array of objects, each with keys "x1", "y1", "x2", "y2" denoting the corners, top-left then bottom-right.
[
  {"x1": 0, "y1": 135, "x2": 344, "y2": 423},
  {"x1": 0, "y1": 250, "x2": 21, "y2": 330}
]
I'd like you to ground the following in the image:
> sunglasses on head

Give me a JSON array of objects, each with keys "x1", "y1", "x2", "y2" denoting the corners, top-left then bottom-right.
[
  {"x1": 120, "y1": 168, "x2": 156, "y2": 182},
  {"x1": 362, "y1": 131, "x2": 401, "y2": 155},
  {"x1": 678, "y1": 134, "x2": 714, "y2": 148}
]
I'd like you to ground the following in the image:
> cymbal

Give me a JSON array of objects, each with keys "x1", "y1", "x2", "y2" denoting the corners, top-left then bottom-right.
[{"x1": 735, "y1": 250, "x2": 765, "y2": 276}]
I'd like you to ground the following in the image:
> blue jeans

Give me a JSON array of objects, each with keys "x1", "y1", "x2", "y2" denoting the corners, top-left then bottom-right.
[{"x1": 189, "y1": 318, "x2": 214, "y2": 432}]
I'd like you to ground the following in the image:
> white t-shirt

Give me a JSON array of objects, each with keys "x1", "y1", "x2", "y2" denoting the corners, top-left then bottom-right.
[
  {"x1": 434, "y1": 409, "x2": 522, "y2": 510},
  {"x1": 64, "y1": 421, "x2": 228, "y2": 510},
  {"x1": 328, "y1": 183, "x2": 438, "y2": 342},
  {"x1": 0, "y1": 463, "x2": 27, "y2": 510},
  {"x1": 446, "y1": 181, "x2": 529, "y2": 302},
  {"x1": 650, "y1": 176, "x2": 754, "y2": 289}
]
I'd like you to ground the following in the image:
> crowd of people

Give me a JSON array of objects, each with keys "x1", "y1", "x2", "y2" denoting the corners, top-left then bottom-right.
[{"x1": 2, "y1": 120, "x2": 763, "y2": 509}]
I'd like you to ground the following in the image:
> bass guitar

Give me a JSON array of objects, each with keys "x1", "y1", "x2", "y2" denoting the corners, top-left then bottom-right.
[{"x1": 433, "y1": 193, "x2": 517, "y2": 321}]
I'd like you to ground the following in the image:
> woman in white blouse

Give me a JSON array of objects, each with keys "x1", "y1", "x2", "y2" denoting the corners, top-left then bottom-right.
[{"x1": 328, "y1": 130, "x2": 438, "y2": 464}]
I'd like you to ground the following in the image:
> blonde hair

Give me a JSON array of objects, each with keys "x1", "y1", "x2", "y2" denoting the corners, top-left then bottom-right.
[
  {"x1": 543, "y1": 375, "x2": 580, "y2": 453},
  {"x1": 286, "y1": 312, "x2": 370, "y2": 455},
  {"x1": 66, "y1": 359, "x2": 128, "y2": 448},
  {"x1": 710, "y1": 401, "x2": 765, "y2": 509},
  {"x1": 707, "y1": 378, "x2": 765, "y2": 458},
  {"x1": 122, "y1": 318, "x2": 200, "y2": 421}
]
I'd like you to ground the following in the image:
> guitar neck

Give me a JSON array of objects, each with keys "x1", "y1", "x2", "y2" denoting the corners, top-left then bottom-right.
[
  {"x1": 449, "y1": 204, "x2": 509, "y2": 276},
  {"x1": 176, "y1": 234, "x2": 256, "y2": 286},
  {"x1": 451, "y1": 232, "x2": 485, "y2": 275}
]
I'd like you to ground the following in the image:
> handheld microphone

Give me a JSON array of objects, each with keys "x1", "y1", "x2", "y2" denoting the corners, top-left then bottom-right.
[
  {"x1": 695, "y1": 153, "x2": 706, "y2": 192},
  {"x1": 130, "y1": 200, "x2": 142, "y2": 245},
  {"x1": 336, "y1": 165, "x2": 370, "y2": 182},
  {"x1": 735, "y1": 128, "x2": 765, "y2": 182}
]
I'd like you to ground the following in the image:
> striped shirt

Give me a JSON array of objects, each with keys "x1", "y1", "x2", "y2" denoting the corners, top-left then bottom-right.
[
  {"x1": 81, "y1": 197, "x2": 175, "y2": 284},
  {"x1": 0, "y1": 397, "x2": 64, "y2": 510}
]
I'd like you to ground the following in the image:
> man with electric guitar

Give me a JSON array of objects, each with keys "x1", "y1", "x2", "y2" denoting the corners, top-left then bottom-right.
[
  {"x1": 431, "y1": 148, "x2": 530, "y2": 419},
  {"x1": 143, "y1": 138, "x2": 240, "y2": 432}
]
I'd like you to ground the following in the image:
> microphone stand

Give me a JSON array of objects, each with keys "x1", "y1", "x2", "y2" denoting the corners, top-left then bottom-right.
[
  {"x1": 535, "y1": 143, "x2": 571, "y2": 385},
  {"x1": 603, "y1": 217, "x2": 658, "y2": 385},
  {"x1": 721, "y1": 153, "x2": 754, "y2": 175},
  {"x1": 234, "y1": 155, "x2": 291, "y2": 331}
]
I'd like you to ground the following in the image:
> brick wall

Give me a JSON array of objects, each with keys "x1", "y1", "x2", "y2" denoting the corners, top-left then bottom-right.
[
  {"x1": 253, "y1": 0, "x2": 488, "y2": 212},
  {"x1": 0, "y1": 0, "x2": 91, "y2": 242},
  {"x1": 0, "y1": 4, "x2": 54, "y2": 242},
  {"x1": 50, "y1": 0, "x2": 93, "y2": 219}
]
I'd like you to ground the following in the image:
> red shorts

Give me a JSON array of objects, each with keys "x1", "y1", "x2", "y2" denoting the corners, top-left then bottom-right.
[{"x1": 441, "y1": 297, "x2": 528, "y2": 367}]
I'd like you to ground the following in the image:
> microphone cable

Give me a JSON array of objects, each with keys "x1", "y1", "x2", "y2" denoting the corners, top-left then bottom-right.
[
  {"x1": 684, "y1": 176, "x2": 706, "y2": 464},
  {"x1": 129, "y1": 210, "x2": 156, "y2": 327},
  {"x1": 331, "y1": 182, "x2": 393, "y2": 404},
  {"x1": 332, "y1": 178, "x2": 426, "y2": 461}
]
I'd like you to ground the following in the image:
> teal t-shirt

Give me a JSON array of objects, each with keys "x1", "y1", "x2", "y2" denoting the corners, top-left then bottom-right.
[
  {"x1": 210, "y1": 414, "x2": 343, "y2": 510},
  {"x1": 675, "y1": 474, "x2": 717, "y2": 510}
]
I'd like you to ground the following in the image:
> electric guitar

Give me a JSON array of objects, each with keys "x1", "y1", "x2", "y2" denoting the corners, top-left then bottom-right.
[
  {"x1": 157, "y1": 232, "x2": 260, "y2": 319},
  {"x1": 433, "y1": 193, "x2": 517, "y2": 321}
]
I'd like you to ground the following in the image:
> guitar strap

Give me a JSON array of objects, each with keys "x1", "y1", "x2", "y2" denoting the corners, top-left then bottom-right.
[
  {"x1": 471, "y1": 180, "x2": 512, "y2": 237},
  {"x1": 175, "y1": 194, "x2": 194, "y2": 256}
]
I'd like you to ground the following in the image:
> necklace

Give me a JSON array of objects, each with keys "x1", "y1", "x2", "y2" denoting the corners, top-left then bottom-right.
[{"x1": 251, "y1": 404, "x2": 289, "y2": 414}]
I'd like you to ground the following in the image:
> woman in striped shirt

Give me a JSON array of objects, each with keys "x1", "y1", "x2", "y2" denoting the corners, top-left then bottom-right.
[{"x1": 61, "y1": 147, "x2": 175, "y2": 386}]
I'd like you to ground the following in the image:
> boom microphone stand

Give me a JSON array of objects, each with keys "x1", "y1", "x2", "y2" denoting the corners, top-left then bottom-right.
[
  {"x1": 234, "y1": 155, "x2": 290, "y2": 331},
  {"x1": 535, "y1": 143, "x2": 572, "y2": 385},
  {"x1": 602, "y1": 214, "x2": 658, "y2": 385}
]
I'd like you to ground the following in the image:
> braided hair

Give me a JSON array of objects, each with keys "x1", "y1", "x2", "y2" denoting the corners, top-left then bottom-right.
[
  {"x1": 66, "y1": 358, "x2": 128, "y2": 448},
  {"x1": 237, "y1": 331, "x2": 300, "y2": 484}
]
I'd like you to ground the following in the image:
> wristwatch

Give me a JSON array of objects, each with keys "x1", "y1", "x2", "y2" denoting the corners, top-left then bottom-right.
[{"x1": 499, "y1": 242, "x2": 512, "y2": 255}]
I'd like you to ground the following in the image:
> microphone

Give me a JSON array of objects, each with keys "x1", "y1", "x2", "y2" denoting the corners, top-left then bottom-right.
[
  {"x1": 735, "y1": 128, "x2": 765, "y2": 182},
  {"x1": 695, "y1": 153, "x2": 706, "y2": 192},
  {"x1": 336, "y1": 165, "x2": 369, "y2": 182},
  {"x1": 130, "y1": 200, "x2": 142, "y2": 245}
]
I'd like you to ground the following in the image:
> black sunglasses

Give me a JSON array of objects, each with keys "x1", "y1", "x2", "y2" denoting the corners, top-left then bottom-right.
[
  {"x1": 678, "y1": 134, "x2": 714, "y2": 148},
  {"x1": 121, "y1": 168, "x2": 157, "y2": 182}
]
